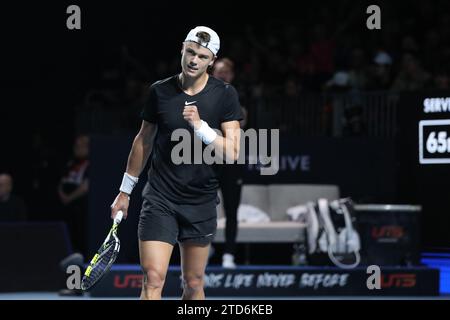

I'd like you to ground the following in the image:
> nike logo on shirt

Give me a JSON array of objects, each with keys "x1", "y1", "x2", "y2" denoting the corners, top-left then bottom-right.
[{"x1": 185, "y1": 101, "x2": 197, "y2": 105}]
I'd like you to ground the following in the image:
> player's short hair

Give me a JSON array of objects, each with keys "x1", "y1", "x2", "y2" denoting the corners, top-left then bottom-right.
[{"x1": 195, "y1": 31, "x2": 211, "y2": 44}]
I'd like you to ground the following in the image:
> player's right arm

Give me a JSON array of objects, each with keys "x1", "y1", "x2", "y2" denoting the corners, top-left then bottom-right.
[{"x1": 111, "y1": 120, "x2": 157, "y2": 220}]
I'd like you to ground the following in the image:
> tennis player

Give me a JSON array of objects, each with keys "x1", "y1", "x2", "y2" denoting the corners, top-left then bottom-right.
[{"x1": 110, "y1": 26, "x2": 242, "y2": 300}]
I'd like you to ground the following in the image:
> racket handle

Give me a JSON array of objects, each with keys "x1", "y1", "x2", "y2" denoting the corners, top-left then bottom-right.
[{"x1": 114, "y1": 210, "x2": 124, "y2": 224}]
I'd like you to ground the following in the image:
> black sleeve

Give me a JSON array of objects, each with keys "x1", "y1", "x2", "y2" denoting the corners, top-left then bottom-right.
[
  {"x1": 141, "y1": 84, "x2": 158, "y2": 123},
  {"x1": 221, "y1": 84, "x2": 243, "y2": 123}
]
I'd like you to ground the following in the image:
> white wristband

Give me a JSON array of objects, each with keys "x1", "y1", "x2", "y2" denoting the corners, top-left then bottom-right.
[
  {"x1": 194, "y1": 120, "x2": 217, "y2": 145},
  {"x1": 119, "y1": 172, "x2": 139, "y2": 195}
]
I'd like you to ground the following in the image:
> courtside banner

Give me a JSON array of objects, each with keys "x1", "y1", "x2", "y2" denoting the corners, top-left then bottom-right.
[{"x1": 89, "y1": 265, "x2": 439, "y2": 297}]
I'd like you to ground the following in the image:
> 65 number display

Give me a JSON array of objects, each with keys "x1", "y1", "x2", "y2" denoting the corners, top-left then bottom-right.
[{"x1": 419, "y1": 120, "x2": 450, "y2": 164}]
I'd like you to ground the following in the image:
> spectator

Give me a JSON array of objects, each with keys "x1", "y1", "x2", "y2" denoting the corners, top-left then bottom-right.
[
  {"x1": 284, "y1": 77, "x2": 301, "y2": 98},
  {"x1": 325, "y1": 70, "x2": 351, "y2": 92},
  {"x1": 0, "y1": 173, "x2": 28, "y2": 222},
  {"x1": 347, "y1": 48, "x2": 369, "y2": 90},
  {"x1": 123, "y1": 72, "x2": 149, "y2": 131},
  {"x1": 29, "y1": 131, "x2": 62, "y2": 221},
  {"x1": 58, "y1": 135, "x2": 89, "y2": 256},
  {"x1": 368, "y1": 50, "x2": 393, "y2": 90},
  {"x1": 391, "y1": 53, "x2": 431, "y2": 91},
  {"x1": 212, "y1": 58, "x2": 247, "y2": 269},
  {"x1": 432, "y1": 70, "x2": 450, "y2": 90},
  {"x1": 308, "y1": 23, "x2": 335, "y2": 89},
  {"x1": 401, "y1": 35, "x2": 419, "y2": 55},
  {"x1": 343, "y1": 104, "x2": 367, "y2": 137}
]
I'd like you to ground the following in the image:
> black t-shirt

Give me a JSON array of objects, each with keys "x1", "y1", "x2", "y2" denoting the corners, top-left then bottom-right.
[{"x1": 141, "y1": 74, "x2": 243, "y2": 205}]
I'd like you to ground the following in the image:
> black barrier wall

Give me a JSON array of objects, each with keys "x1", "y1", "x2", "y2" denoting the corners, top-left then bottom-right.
[
  {"x1": 88, "y1": 135, "x2": 397, "y2": 263},
  {"x1": 0, "y1": 223, "x2": 71, "y2": 292}
]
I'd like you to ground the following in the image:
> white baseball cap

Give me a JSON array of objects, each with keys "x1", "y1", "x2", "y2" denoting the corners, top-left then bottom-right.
[{"x1": 184, "y1": 26, "x2": 220, "y2": 56}]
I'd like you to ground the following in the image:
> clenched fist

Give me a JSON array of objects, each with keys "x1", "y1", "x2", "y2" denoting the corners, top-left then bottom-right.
[{"x1": 182, "y1": 105, "x2": 202, "y2": 130}]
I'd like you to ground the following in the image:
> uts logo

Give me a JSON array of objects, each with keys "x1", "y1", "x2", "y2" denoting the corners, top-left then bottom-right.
[
  {"x1": 381, "y1": 274, "x2": 416, "y2": 288},
  {"x1": 114, "y1": 275, "x2": 143, "y2": 289},
  {"x1": 371, "y1": 226, "x2": 404, "y2": 240}
]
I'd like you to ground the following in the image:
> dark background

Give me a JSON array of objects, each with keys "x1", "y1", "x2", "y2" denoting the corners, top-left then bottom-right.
[{"x1": 1, "y1": 1, "x2": 449, "y2": 262}]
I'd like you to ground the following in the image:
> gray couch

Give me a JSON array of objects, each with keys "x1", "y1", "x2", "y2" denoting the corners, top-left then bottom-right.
[{"x1": 214, "y1": 184, "x2": 340, "y2": 243}]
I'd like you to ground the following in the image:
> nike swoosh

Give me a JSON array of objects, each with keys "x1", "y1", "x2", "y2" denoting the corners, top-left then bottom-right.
[{"x1": 185, "y1": 101, "x2": 197, "y2": 105}]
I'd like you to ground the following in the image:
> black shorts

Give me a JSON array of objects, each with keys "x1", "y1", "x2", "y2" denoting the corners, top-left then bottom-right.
[{"x1": 138, "y1": 188, "x2": 218, "y2": 246}]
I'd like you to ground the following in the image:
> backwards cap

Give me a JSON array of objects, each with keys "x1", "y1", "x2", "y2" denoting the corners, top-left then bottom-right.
[{"x1": 184, "y1": 26, "x2": 220, "y2": 56}]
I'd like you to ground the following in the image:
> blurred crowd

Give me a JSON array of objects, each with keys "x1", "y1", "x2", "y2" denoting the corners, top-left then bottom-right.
[{"x1": 72, "y1": 2, "x2": 450, "y2": 135}]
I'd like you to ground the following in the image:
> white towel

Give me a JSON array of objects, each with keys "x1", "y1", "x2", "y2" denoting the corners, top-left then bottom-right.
[
  {"x1": 237, "y1": 204, "x2": 271, "y2": 223},
  {"x1": 286, "y1": 204, "x2": 308, "y2": 221}
]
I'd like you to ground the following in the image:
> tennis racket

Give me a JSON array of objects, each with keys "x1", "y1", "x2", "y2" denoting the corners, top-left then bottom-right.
[{"x1": 81, "y1": 210, "x2": 124, "y2": 291}]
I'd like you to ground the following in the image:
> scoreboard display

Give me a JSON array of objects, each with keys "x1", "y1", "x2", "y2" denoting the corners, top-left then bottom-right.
[
  {"x1": 397, "y1": 93, "x2": 450, "y2": 248},
  {"x1": 419, "y1": 98, "x2": 450, "y2": 164}
]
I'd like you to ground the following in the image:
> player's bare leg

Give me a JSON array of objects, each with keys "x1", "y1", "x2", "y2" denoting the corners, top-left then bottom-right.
[
  {"x1": 180, "y1": 242, "x2": 210, "y2": 300},
  {"x1": 139, "y1": 240, "x2": 173, "y2": 300}
]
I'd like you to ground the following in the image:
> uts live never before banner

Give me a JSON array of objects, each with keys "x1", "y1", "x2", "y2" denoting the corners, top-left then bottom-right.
[{"x1": 89, "y1": 266, "x2": 439, "y2": 297}]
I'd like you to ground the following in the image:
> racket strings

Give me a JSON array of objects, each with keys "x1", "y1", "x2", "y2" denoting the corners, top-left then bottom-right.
[{"x1": 82, "y1": 237, "x2": 119, "y2": 289}]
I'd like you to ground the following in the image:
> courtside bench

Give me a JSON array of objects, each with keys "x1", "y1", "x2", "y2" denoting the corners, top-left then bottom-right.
[{"x1": 214, "y1": 184, "x2": 340, "y2": 243}]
